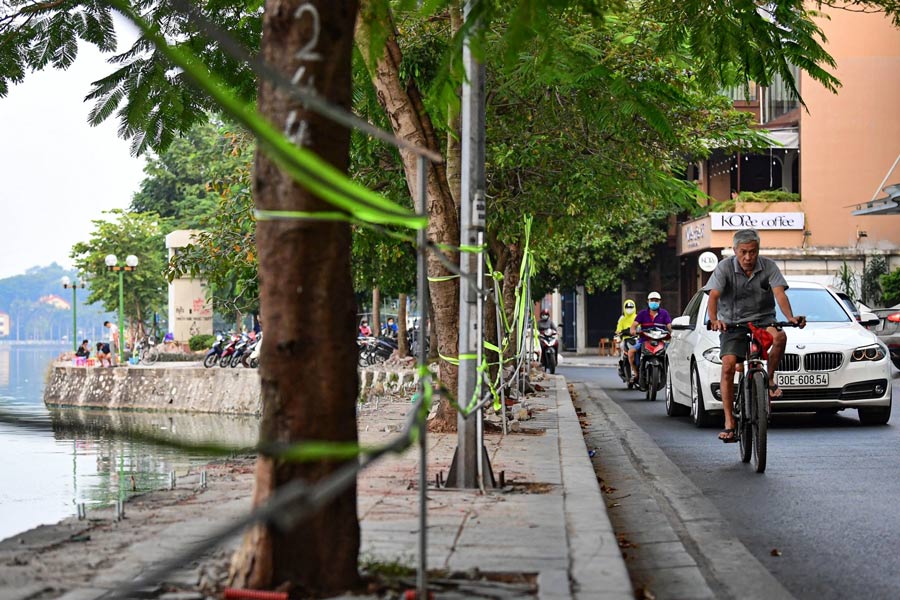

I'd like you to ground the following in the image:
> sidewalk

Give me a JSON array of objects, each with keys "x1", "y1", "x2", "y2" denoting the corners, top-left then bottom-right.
[{"x1": 0, "y1": 375, "x2": 632, "y2": 600}]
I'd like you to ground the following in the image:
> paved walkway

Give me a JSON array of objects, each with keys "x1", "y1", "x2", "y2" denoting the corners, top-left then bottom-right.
[{"x1": 355, "y1": 374, "x2": 632, "y2": 599}]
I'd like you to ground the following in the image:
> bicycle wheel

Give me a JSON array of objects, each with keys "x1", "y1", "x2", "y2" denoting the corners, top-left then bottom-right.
[
  {"x1": 738, "y1": 379, "x2": 752, "y2": 463},
  {"x1": 143, "y1": 346, "x2": 159, "y2": 365},
  {"x1": 751, "y1": 371, "x2": 768, "y2": 473}
]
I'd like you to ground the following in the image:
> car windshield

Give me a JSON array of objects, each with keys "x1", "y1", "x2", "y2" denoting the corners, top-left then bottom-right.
[{"x1": 775, "y1": 288, "x2": 852, "y2": 323}]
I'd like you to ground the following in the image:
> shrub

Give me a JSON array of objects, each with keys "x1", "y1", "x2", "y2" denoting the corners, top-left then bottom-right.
[
  {"x1": 189, "y1": 334, "x2": 217, "y2": 351},
  {"x1": 881, "y1": 268, "x2": 900, "y2": 307}
]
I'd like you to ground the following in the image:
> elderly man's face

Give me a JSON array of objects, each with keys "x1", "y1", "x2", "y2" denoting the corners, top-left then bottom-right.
[{"x1": 735, "y1": 241, "x2": 759, "y2": 273}]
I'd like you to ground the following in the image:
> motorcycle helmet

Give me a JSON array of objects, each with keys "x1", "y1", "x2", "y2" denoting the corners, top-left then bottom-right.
[{"x1": 624, "y1": 300, "x2": 636, "y2": 315}]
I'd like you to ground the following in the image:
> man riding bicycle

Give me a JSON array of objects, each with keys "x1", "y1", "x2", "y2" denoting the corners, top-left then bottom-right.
[{"x1": 703, "y1": 229, "x2": 806, "y2": 443}]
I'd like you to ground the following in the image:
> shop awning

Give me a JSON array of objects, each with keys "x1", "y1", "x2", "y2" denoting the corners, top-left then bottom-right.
[
  {"x1": 852, "y1": 183, "x2": 900, "y2": 216},
  {"x1": 761, "y1": 127, "x2": 799, "y2": 149}
]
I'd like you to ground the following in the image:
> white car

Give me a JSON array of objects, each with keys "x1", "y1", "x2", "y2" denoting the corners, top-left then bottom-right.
[{"x1": 665, "y1": 281, "x2": 893, "y2": 426}]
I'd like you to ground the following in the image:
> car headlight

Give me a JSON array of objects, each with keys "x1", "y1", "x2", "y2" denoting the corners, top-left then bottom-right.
[
  {"x1": 851, "y1": 344, "x2": 886, "y2": 362},
  {"x1": 702, "y1": 347, "x2": 722, "y2": 365}
]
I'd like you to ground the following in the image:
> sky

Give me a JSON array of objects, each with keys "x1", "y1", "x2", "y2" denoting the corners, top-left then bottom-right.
[{"x1": 0, "y1": 21, "x2": 147, "y2": 280}]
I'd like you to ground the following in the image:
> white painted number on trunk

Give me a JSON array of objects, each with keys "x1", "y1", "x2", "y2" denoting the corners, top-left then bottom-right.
[{"x1": 283, "y1": 2, "x2": 321, "y2": 147}]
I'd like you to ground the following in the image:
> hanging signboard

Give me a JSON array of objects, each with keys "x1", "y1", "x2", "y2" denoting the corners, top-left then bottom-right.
[
  {"x1": 710, "y1": 212, "x2": 805, "y2": 230},
  {"x1": 698, "y1": 251, "x2": 719, "y2": 272}
]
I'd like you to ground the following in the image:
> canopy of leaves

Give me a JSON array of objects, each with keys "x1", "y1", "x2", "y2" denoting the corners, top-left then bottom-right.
[
  {"x1": 165, "y1": 128, "x2": 258, "y2": 314},
  {"x1": 131, "y1": 118, "x2": 250, "y2": 228},
  {"x1": 0, "y1": 0, "x2": 261, "y2": 154},
  {"x1": 69, "y1": 209, "x2": 168, "y2": 329},
  {"x1": 5, "y1": 0, "x2": 900, "y2": 157},
  {"x1": 481, "y1": 11, "x2": 772, "y2": 287}
]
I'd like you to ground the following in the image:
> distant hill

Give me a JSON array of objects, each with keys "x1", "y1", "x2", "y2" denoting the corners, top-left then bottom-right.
[{"x1": 0, "y1": 264, "x2": 114, "y2": 343}]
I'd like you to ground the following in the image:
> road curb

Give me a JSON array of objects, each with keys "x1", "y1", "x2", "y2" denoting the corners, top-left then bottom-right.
[
  {"x1": 576, "y1": 382, "x2": 797, "y2": 600},
  {"x1": 554, "y1": 377, "x2": 634, "y2": 600}
]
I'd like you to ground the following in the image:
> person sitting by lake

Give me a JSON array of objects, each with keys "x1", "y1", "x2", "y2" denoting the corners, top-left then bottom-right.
[
  {"x1": 359, "y1": 320, "x2": 372, "y2": 337},
  {"x1": 95, "y1": 342, "x2": 113, "y2": 367},
  {"x1": 75, "y1": 340, "x2": 91, "y2": 359}
]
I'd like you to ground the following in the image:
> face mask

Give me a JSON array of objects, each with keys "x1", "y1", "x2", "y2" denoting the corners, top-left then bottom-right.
[
  {"x1": 624, "y1": 307, "x2": 635, "y2": 315},
  {"x1": 649, "y1": 302, "x2": 660, "y2": 310}
]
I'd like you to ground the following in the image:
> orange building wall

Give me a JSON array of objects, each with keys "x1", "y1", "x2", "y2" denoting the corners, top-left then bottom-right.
[{"x1": 800, "y1": 7, "x2": 900, "y2": 250}]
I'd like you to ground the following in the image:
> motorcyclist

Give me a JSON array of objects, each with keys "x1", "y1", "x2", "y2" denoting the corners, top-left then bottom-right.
[
  {"x1": 615, "y1": 299, "x2": 638, "y2": 364},
  {"x1": 537, "y1": 309, "x2": 556, "y2": 333},
  {"x1": 628, "y1": 292, "x2": 672, "y2": 382}
]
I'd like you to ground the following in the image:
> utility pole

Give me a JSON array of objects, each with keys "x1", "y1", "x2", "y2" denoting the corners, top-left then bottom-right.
[{"x1": 446, "y1": 0, "x2": 494, "y2": 489}]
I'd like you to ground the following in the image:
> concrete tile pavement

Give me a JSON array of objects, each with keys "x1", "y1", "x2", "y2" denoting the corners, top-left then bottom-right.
[{"x1": 356, "y1": 375, "x2": 633, "y2": 599}]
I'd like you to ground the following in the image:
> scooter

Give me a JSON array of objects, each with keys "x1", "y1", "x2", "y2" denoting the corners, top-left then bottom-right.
[
  {"x1": 218, "y1": 332, "x2": 245, "y2": 367},
  {"x1": 203, "y1": 332, "x2": 229, "y2": 368},
  {"x1": 539, "y1": 328, "x2": 559, "y2": 374},
  {"x1": 245, "y1": 332, "x2": 262, "y2": 368},
  {"x1": 615, "y1": 331, "x2": 638, "y2": 389},
  {"x1": 637, "y1": 326, "x2": 670, "y2": 402}
]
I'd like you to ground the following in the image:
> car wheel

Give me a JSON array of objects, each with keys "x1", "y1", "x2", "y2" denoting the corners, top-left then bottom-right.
[
  {"x1": 665, "y1": 362, "x2": 689, "y2": 417},
  {"x1": 858, "y1": 403, "x2": 891, "y2": 426},
  {"x1": 690, "y1": 363, "x2": 716, "y2": 428}
]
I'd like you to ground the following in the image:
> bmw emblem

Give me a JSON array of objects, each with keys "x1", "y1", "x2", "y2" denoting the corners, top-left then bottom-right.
[{"x1": 796, "y1": 344, "x2": 806, "y2": 349}]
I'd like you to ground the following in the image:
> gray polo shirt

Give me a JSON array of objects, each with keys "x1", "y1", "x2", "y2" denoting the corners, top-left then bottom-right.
[{"x1": 702, "y1": 256, "x2": 788, "y2": 324}]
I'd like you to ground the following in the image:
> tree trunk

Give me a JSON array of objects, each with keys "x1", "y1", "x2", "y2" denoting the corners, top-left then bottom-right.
[
  {"x1": 501, "y1": 243, "x2": 523, "y2": 358},
  {"x1": 356, "y1": 2, "x2": 460, "y2": 431},
  {"x1": 372, "y1": 286, "x2": 381, "y2": 335},
  {"x1": 446, "y1": 0, "x2": 463, "y2": 212},
  {"x1": 229, "y1": 1, "x2": 360, "y2": 595},
  {"x1": 397, "y1": 292, "x2": 408, "y2": 356}
]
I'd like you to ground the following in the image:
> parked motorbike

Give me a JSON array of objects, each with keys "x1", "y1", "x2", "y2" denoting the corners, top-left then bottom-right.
[
  {"x1": 406, "y1": 321, "x2": 430, "y2": 358},
  {"x1": 218, "y1": 333, "x2": 244, "y2": 367},
  {"x1": 637, "y1": 326, "x2": 670, "y2": 401},
  {"x1": 202, "y1": 332, "x2": 229, "y2": 368},
  {"x1": 358, "y1": 335, "x2": 398, "y2": 366},
  {"x1": 242, "y1": 332, "x2": 262, "y2": 368},
  {"x1": 539, "y1": 327, "x2": 559, "y2": 374},
  {"x1": 614, "y1": 332, "x2": 638, "y2": 389},
  {"x1": 229, "y1": 333, "x2": 253, "y2": 367}
]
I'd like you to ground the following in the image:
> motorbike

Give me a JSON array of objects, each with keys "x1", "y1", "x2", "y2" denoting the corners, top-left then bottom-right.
[
  {"x1": 406, "y1": 321, "x2": 430, "y2": 358},
  {"x1": 218, "y1": 333, "x2": 244, "y2": 367},
  {"x1": 614, "y1": 331, "x2": 638, "y2": 389},
  {"x1": 229, "y1": 333, "x2": 254, "y2": 367},
  {"x1": 243, "y1": 332, "x2": 262, "y2": 368},
  {"x1": 357, "y1": 335, "x2": 398, "y2": 366},
  {"x1": 637, "y1": 326, "x2": 670, "y2": 401},
  {"x1": 539, "y1": 327, "x2": 559, "y2": 374},
  {"x1": 202, "y1": 332, "x2": 229, "y2": 368}
]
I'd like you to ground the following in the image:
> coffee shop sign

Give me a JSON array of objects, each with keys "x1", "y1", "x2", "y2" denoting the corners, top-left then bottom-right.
[{"x1": 711, "y1": 212, "x2": 804, "y2": 231}]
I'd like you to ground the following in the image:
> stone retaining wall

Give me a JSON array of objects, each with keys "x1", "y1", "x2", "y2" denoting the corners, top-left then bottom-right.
[{"x1": 43, "y1": 363, "x2": 425, "y2": 415}]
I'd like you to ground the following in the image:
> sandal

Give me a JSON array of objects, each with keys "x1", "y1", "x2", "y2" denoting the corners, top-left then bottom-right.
[{"x1": 718, "y1": 428, "x2": 737, "y2": 443}]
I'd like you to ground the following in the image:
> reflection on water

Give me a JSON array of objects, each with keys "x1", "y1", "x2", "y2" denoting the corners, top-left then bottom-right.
[{"x1": 0, "y1": 345, "x2": 259, "y2": 541}]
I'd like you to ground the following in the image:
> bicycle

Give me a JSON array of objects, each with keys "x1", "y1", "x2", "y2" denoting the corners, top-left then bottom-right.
[
  {"x1": 133, "y1": 334, "x2": 160, "y2": 365},
  {"x1": 707, "y1": 319, "x2": 802, "y2": 473}
]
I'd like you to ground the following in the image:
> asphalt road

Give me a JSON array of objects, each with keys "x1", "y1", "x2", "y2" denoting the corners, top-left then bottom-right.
[{"x1": 562, "y1": 365, "x2": 900, "y2": 600}]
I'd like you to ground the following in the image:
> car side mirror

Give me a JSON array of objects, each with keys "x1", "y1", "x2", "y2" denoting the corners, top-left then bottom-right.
[
  {"x1": 859, "y1": 312, "x2": 881, "y2": 327},
  {"x1": 671, "y1": 315, "x2": 691, "y2": 331}
]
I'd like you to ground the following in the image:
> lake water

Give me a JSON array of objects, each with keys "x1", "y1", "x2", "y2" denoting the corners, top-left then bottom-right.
[{"x1": 0, "y1": 344, "x2": 259, "y2": 541}]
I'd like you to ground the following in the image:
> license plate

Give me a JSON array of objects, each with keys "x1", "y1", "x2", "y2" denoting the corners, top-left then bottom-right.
[{"x1": 776, "y1": 373, "x2": 829, "y2": 387}]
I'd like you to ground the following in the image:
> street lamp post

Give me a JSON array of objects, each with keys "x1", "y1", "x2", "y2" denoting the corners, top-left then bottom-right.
[
  {"x1": 61, "y1": 275, "x2": 85, "y2": 352},
  {"x1": 105, "y1": 254, "x2": 139, "y2": 365}
]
